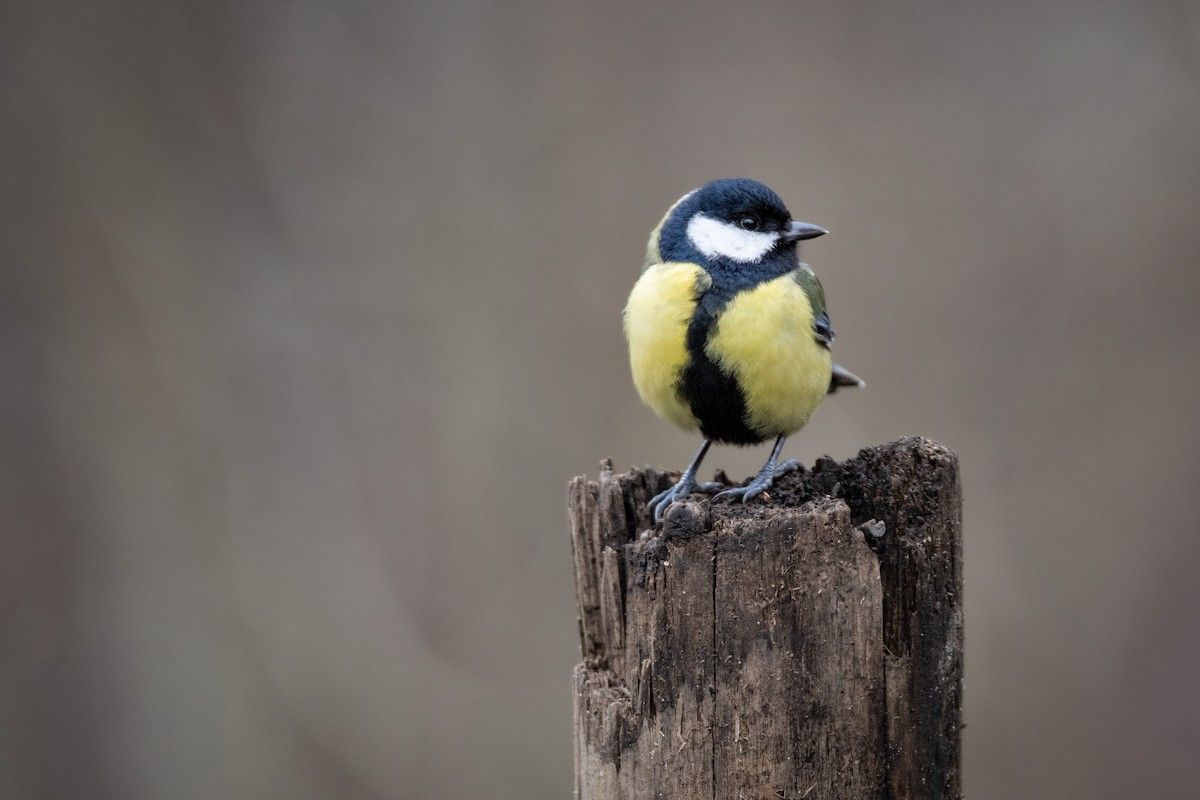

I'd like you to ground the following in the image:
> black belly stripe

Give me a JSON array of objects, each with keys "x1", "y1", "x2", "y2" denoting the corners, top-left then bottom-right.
[{"x1": 678, "y1": 281, "x2": 764, "y2": 445}]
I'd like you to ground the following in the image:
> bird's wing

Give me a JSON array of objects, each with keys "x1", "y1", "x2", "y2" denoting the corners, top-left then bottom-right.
[
  {"x1": 793, "y1": 265, "x2": 834, "y2": 348},
  {"x1": 794, "y1": 266, "x2": 865, "y2": 393}
]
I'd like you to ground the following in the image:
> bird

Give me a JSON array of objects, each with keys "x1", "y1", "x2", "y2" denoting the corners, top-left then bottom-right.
[{"x1": 624, "y1": 178, "x2": 862, "y2": 525}]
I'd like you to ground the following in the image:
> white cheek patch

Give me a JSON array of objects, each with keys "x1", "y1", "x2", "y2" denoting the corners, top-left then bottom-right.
[{"x1": 686, "y1": 214, "x2": 779, "y2": 263}]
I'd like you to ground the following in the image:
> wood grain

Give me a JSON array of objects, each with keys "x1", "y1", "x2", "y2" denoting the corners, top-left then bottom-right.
[{"x1": 570, "y1": 437, "x2": 961, "y2": 800}]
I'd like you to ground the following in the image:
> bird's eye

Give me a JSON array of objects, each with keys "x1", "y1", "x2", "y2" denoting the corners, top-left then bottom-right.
[{"x1": 739, "y1": 216, "x2": 759, "y2": 231}]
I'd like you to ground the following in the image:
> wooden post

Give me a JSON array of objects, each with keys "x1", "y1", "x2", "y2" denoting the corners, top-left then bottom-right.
[{"x1": 569, "y1": 437, "x2": 962, "y2": 800}]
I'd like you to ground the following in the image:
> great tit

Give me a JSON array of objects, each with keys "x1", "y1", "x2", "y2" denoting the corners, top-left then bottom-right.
[{"x1": 624, "y1": 178, "x2": 862, "y2": 524}]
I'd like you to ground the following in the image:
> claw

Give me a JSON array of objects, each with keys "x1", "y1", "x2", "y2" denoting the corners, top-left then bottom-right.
[
  {"x1": 649, "y1": 475, "x2": 723, "y2": 524},
  {"x1": 713, "y1": 476, "x2": 773, "y2": 504},
  {"x1": 774, "y1": 459, "x2": 801, "y2": 477}
]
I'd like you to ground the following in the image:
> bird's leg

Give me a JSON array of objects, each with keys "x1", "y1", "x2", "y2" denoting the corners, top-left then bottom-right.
[
  {"x1": 714, "y1": 434, "x2": 789, "y2": 505},
  {"x1": 648, "y1": 439, "x2": 725, "y2": 525}
]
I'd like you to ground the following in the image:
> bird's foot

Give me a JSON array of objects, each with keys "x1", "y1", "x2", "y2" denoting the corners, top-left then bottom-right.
[
  {"x1": 649, "y1": 476, "x2": 724, "y2": 525},
  {"x1": 712, "y1": 473, "x2": 775, "y2": 505},
  {"x1": 713, "y1": 458, "x2": 796, "y2": 505}
]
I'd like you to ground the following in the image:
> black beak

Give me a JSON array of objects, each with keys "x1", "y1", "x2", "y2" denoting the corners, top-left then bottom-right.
[{"x1": 785, "y1": 221, "x2": 828, "y2": 241}]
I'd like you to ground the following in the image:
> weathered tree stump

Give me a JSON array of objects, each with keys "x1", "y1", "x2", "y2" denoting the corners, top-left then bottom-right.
[{"x1": 569, "y1": 437, "x2": 961, "y2": 800}]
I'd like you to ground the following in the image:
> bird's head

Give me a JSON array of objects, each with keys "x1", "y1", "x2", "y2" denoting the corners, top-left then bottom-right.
[{"x1": 653, "y1": 178, "x2": 826, "y2": 268}]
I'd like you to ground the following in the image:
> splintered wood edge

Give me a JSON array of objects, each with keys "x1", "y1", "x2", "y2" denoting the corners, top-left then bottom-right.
[{"x1": 570, "y1": 438, "x2": 963, "y2": 799}]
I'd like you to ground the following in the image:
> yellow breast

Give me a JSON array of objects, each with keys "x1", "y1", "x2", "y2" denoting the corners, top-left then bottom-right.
[
  {"x1": 706, "y1": 273, "x2": 832, "y2": 438},
  {"x1": 624, "y1": 262, "x2": 707, "y2": 432}
]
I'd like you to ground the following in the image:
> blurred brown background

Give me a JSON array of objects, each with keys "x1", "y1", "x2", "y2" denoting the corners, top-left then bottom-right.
[{"x1": 3, "y1": 1, "x2": 1199, "y2": 798}]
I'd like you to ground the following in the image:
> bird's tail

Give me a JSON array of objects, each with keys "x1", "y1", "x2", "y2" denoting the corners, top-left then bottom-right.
[{"x1": 828, "y1": 363, "x2": 865, "y2": 393}]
